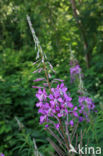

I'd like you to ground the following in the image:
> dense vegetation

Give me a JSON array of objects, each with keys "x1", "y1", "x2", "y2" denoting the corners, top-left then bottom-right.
[{"x1": 0, "y1": 0, "x2": 103, "y2": 155}]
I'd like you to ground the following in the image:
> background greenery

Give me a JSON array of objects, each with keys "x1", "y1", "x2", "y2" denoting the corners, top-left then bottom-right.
[{"x1": 0, "y1": 0, "x2": 103, "y2": 155}]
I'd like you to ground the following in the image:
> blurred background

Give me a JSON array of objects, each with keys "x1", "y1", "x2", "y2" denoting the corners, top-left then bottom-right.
[{"x1": 0, "y1": 0, "x2": 103, "y2": 155}]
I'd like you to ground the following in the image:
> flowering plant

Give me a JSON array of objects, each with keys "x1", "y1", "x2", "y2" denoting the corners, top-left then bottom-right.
[{"x1": 27, "y1": 15, "x2": 96, "y2": 155}]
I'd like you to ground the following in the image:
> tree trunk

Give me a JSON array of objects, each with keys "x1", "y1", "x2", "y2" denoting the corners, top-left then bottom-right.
[{"x1": 70, "y1": 0, "x2": 90, "y2": 68}]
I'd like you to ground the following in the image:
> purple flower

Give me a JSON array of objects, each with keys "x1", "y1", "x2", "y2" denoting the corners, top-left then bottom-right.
[
  {"x1": 33, "y1": 68, "x2": 43, "y2": 73},
  {"x1": 67, "y1": 102, "x2": 73, "y2": 108},
  {"x1": 70, "y1": 65, "x2": 81, "y2": 75},
  {"x1": 45, "y1": 124, "x2": 49, "y2": 128},
  {"x1": 35, "y1": 83, "x2": 79, "y2": 128},
  {"x1": 78, "y1": 96, "x2": 95, "y2": 121},
  {"x1": 43, "y1": 83, "x2": 48, "y2": 87},
  {"x1": 70, "y1": 65, "x2": 81, "y2": 83},
  {"x1": 36, "y1": 102, "x2": 43, "y2": 107},
  {"x1": 79, "y1": 116, "x2": 84, "y2": 122},
  {"x1": 57, "y1": 112, "x2": 63, "y2": 117},
  {"x1": 57, "y1": 83, "x2": 68, "y2": 94},
  {"x1": 78, "y1": 96, "x2": 95, "y2": 111},
  {"x1": 40, "y1": 115, "x2": 47, "y2": 124},
  {"x1": 36, "y1": 88, "x2": 47, "y2": 101},
  {"x1": 68, "y1": 106, "x2": 78, "y2": 117},
  {"x1": 35, "y1": 81, "x2": 95, "y2": 129},
  {"x1": 33, "y1": 78, "x2": 45, "y2": 82},
  {"x1": 55, "y1": 123, "x2": 60, "y2": 129},
  {"x1": 69, "y1": 120, "x2": 74, "y2": 126},
  {"x1": 73, "y1": 111, "x2": 78, "y2": 117},
  {"x1": 0, "y1": 154, "x2": 4, "y2": 156}
]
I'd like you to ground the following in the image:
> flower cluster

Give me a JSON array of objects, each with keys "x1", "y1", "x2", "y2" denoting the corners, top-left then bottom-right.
[
  {"x1": 70, "y1": 65, "x2": 81, "y2": 82},
  {"x1": 35, "y1": 83, "x2": 95, "y2": 128},
  {"x1": 78, "y1": 96, "x2": 95, "y2": 122},
  {"x1": 36, "y1": 83, "x2": 79, "y2": 128}
]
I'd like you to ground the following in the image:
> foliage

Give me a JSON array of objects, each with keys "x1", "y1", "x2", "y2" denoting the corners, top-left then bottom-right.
[{"x1": 0, "y1": 0, "x2": 103, "y2": 155}]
